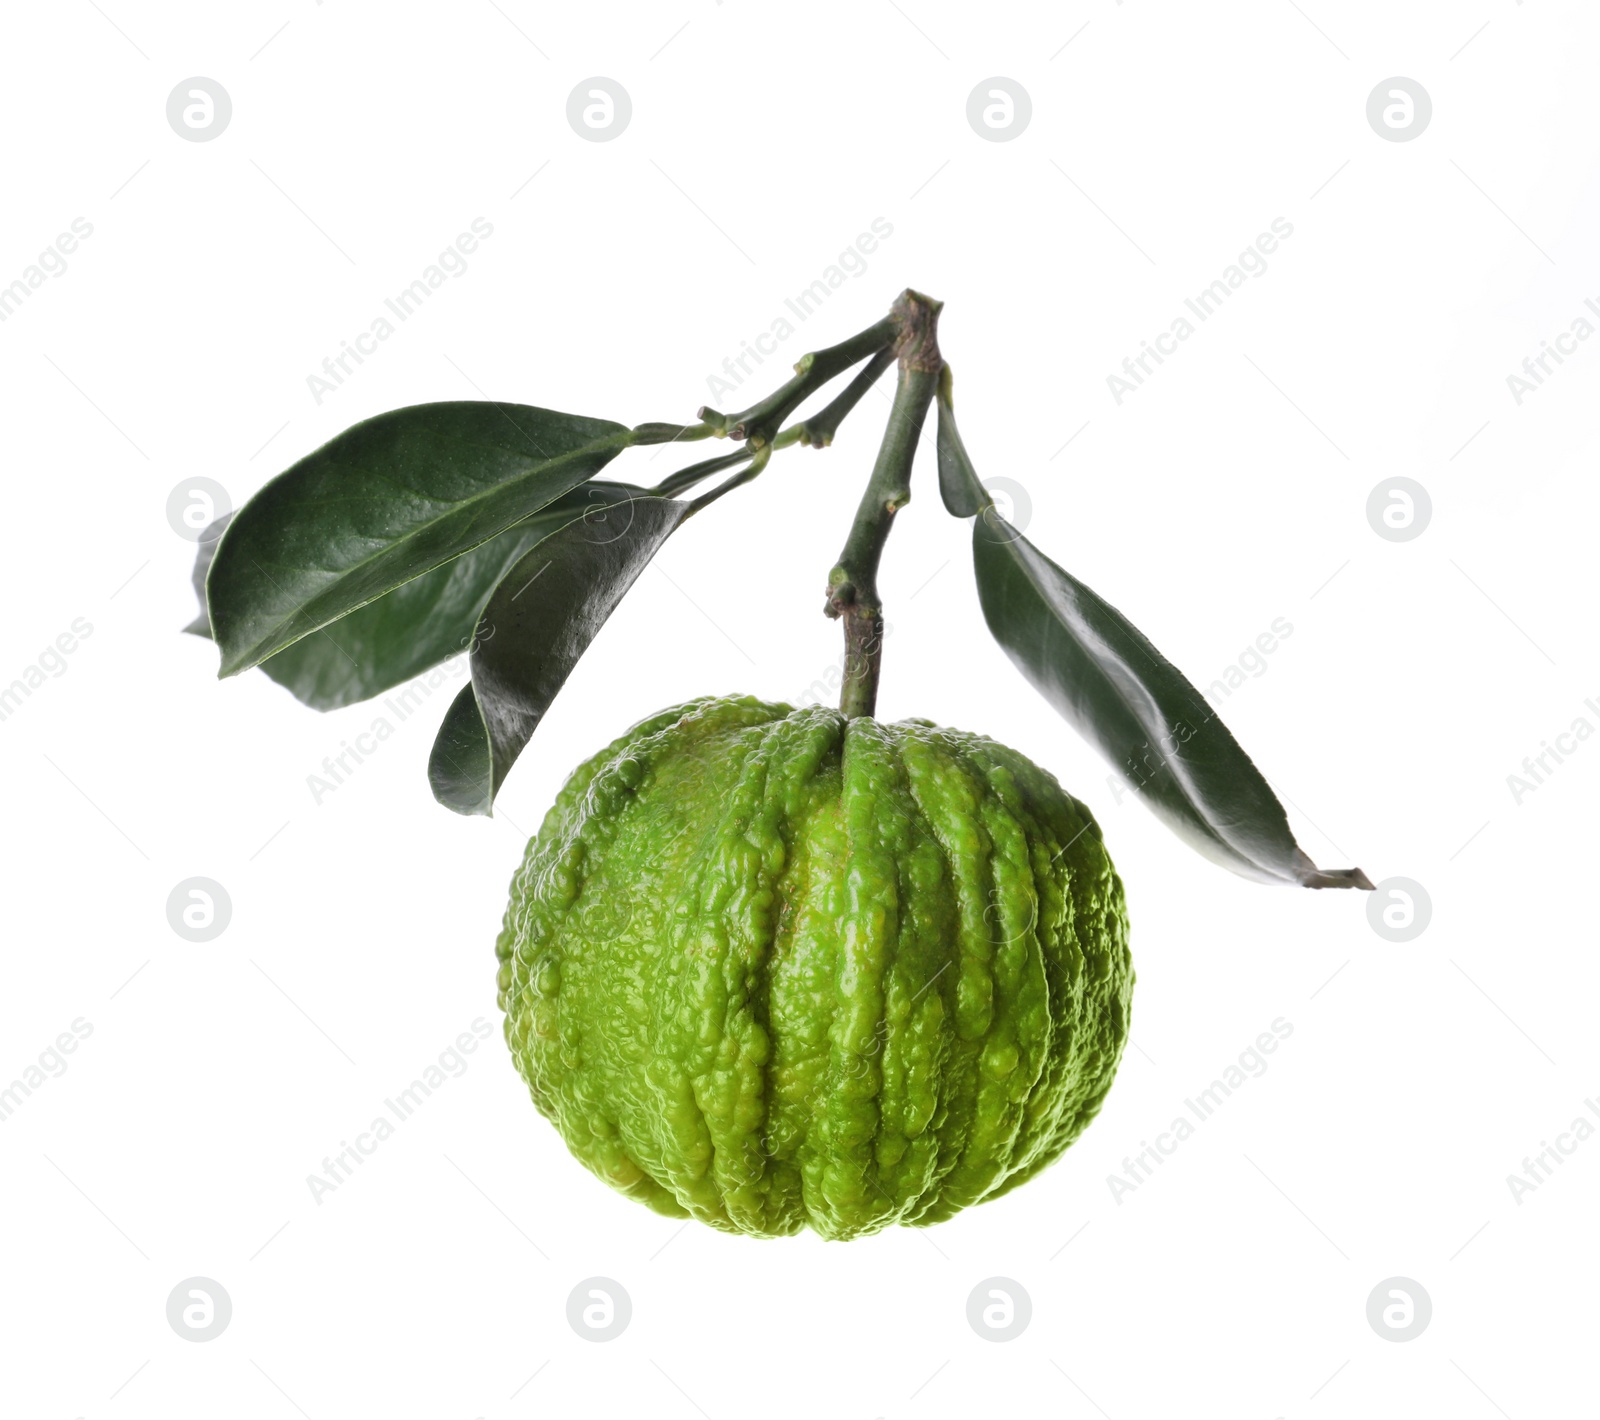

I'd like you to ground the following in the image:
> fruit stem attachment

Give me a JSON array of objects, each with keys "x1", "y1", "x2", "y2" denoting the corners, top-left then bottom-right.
[{"x1": 826, "y1": 290, "x2": 943, "y2": 719}]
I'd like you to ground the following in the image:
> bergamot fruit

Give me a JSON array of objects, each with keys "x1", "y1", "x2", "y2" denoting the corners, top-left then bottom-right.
[{"x1": 497, "y1": 695, "x2": 1133, "y2": 1239}]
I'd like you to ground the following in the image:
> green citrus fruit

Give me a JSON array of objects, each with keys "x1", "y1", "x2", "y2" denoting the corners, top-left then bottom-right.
[{"x1": 497, "y1": 696, "x2": 1133, "y2": 1239}]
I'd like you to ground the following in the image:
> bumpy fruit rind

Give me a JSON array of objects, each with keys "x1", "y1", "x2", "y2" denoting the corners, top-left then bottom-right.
[{"x1": 498, "y1": 696, "x2": 1133, "y2": 1239}]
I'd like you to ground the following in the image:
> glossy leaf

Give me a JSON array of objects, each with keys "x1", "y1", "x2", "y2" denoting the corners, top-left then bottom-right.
[
  {"x1": 207, "y1": 401, "x2": 633, "y2": 677},
  {"x1": 182, "y1": 512, "x2": 234, "y2": 638},
  {"x1": 428, "y1": 682, "x2": 495, "y2": 817},
  {"x1": 972, "y1": 514, "x2": 1372, "y2": 889},
  {"x1": 430, "y1": 494, "x2": 690, "y2": 816},
  {"x1": 257, "y1": 483, "x2": 644, "y2": 711},
  {"x1": 935, "y1": 371, "x2": 986, "y2": 517}
]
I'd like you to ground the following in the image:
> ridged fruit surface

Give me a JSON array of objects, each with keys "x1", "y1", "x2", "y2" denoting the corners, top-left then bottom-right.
[{"x1": 497, "y1": 696, "x2": 1133, "y2": 1239}]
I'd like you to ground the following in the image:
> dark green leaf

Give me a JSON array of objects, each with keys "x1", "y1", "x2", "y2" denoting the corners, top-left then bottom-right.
[
  {"x1": 429, "y1": 494, "x2": 690, "y2": 816},
  {"x1": 182, "y1": 512, "x2": 234, "y2": 637},
  {"x1": 428, "y1": 682, "x2": 495, "y2": 817},
  {"x1": 935, "y1": 373, "x2": 986, "y2": 517},
  {"x1": 257, "y1": 483, "x2": 644, "y2": 711},
  {"x1": 207, "y1": 401, "x2": 633, "y2": 677},
  {"x1": 973, "y1": 515, "x2": 1372, "y2": 889}
]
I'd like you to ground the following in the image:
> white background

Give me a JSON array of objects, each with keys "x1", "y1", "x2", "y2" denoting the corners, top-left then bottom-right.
[{"x1": 2, "y1": 2, "x2": 1597, "y2": 1417}]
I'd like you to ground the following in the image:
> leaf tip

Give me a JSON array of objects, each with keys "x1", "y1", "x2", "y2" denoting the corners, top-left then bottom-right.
[{"x1": 1302, "y1": 866, "x2": 1376, "y2": 891}]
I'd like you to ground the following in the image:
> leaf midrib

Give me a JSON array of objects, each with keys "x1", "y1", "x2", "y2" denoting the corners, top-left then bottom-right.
[
  {"x1": 986, "y1": 525, "x2": 1277, "y2": 879},
  {"x1": 215, "y1": 425, "x2": 633, "y2": 675}
]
